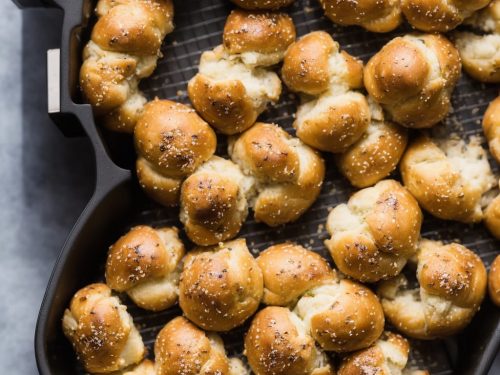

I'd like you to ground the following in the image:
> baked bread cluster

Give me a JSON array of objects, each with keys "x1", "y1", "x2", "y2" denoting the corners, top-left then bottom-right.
[
  {"x1": 337, "y1": 100, "x2": 408, "y2": 188},
  {"x1": 378, "y1": 239, "x2": 487, "y2": 339},
  {"x1": 257, "y1": 242, "x2": 335, "y2": 306},
  {"x1": 155, "y1": 316, "x2": 248, "y2": 375},
  {"x1": 294, "y1": 278, "x2": 385, "y2": 353},
  {"x1": 62, "y1": 284, "x2": 146, "y2": 373},
  {"x1": 454, "y1": 0, "x2": 500, "y2": 83},
  {"x1": 318, "y1": 0, "x2": 491, "y2": 32},
  {"x1": 282, "y1": 32, "x2": 408, "y2": 186},
  {"x1": 246, "y1": 245, "x2": 386, "y2": 374},
  {"x1": 67, "y1": 1, "x2": 499, "y2": 373},
  {"x1": 229, "y1": 122, "x2": 325, "y2": 226},
  {"x1": 134, "y1": 99, "x2": 217, "y2": 207},
  {"x1": 179, "y1": 239, "x2": 263, "y2": 331},
  {"x1": 326, "y1": 180, "x2": 423, "y2": 282},
  {"x1": 105, "y1": 226, "x2": 184, "y2": 311},
  {"x1": 188, "y1": 10, "x2": 295, "y2": 134},
  {"x1": 179, "y1": 122, "x2": 324, "y2": 245},
  {"x1": 401, "y1": 133, "x2": 496, "y2": 223},
  {"x1": 282, "y1": 31, "x2": 370, "y2": 153},
  {"x1": 179, "y1": 156, "x2": 253, "y2": 245},
  {"x1": 365, "y1": 34, "x2": 461, "y2": 129},
  {"x1": 245, "y1": 306, "x2": 335, "y2": 375},
  {"x1": 80, "y1": 0, "x2": 174, "y2": 133},
  {"x1": 337, "y1": 331, "x2": 428, "y2": 375}
]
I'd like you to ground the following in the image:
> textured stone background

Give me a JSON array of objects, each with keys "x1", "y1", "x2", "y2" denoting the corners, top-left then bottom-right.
[
  {"x1": 0, "y1": 1, "x2": 497, "y2": 374},
  {"x1": 0, "y1": 3, "x2": 94, "y2": 373}
]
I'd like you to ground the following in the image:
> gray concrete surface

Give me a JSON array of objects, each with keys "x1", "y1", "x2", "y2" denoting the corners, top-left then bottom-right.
[
  {"x1": 0, "y1": 1, "x2": 498, "y2": 374},
  {"x1": 0, "y1": 2, "x2": 94, "y2": 373}
]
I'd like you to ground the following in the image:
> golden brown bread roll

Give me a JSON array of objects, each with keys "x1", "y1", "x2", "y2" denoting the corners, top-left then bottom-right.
[
  {"x1": 62, "y1": 283, "x2": 145, "y2": 374},
  {"x1": 326, "y1": 180, "x2": 422, "y2": 283},
  {"x1": 134, "y1": 99, "x2": 217, "y2": 207},
  {"x1": 337, "y1": 100, "x2": 408, "y2": 188},
  {"x1": 337, "y1": 332, "x2": 428, "y2": 375},
  {"x1": 454, "y1": 0, "x2": 500, "y2": 83},
  {"x1": 489, "y1": 254, "x2": 500, "y2": 306},
  {"x1": 245, "y1": 306, "x2": 334, "y2": 375},
  {"x1": 282, "y1": 31, "x2": 364, "y2": 96},
  {"x1": 485, "y1": 191, "x2": 500, "y2": 239},
  {"x1": 257, "y1": 243, "x2": 335, "y2": 306},
  {"x1": 365, "y1": 34, "x2": 461, "y2": 129},
  {"x1": 319, "y1": 0, "x2": 402, "y2": 33},
  {"x1": 294, "y1": 278, "x2": 385, "y2": 353},
  {"x1": 230, "y1": 0, "x2": 295, "y2": 9},
  {"x1": 229, "y1": 122, "x2": 325, "y2": 226},
  {"x1": 179, "y1": 156, "x2": 254, "y2": 246},
  {"x1": 483, "y1": 96, "x2": 500, "y2": 163},
  {"x1": 401, "y1": 0, "x2": 491, "y2": 32},
  {"x1": 223, "y1": 9, "x2": 296, "y2": 67},
  {"x1": 179, "y1": 239, "x2": 263, "y2": 331},
  {"x1": 378, "y1": 239, "x2": 487, "y2": 339},
  {"x1": 155, "y1": 316, "x2": 248, "y2": 375},
  {"x1": 105, "y1": 226, "x2": 184, "y2": 311},
  {"x1": 401, "y1": 133, "x2": 496, "y2": 223},
  {"x1": 80, "y1": 0, "x2": 174, "y2": 132},
  {"x1": 188, "y1": 45, "x2": 282, "y2": 135},
  {"x1": 282, "y1": 31, "x2": 370, "y2": 153}
]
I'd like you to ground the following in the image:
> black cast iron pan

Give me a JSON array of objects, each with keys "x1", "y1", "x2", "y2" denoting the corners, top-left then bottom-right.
[{"x1": 16, "y1": 0, "x2": 500, "y2": 373}]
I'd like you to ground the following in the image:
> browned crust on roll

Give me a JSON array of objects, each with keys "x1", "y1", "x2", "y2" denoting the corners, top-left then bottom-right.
[
  {"x1": 401, "y1": 0, "x2": 491, "y2": 32},
  {"x1": 295, "y1": 279, "x2": 385, "y2": 353},
  {"x1": 337, "y1": 118, "x2": 408, "y2": 188},
  {"x1": 188, "y1": 45, "x2": 282, "y2": 135},
  {"x1": 62, "y1": 283, "x2": 145, "y2": 373},
  {"x1": 245, "y1": 306, "x2": 335, "y2": 375},
  {"x1": 223, "y1": 10, "x2": 296, "y2": 57},
  {"x1": 364, "y1": 34, "x2": 461, "y2": 129},
  {"x1": 326, "y1": 180, "x2": 422, "y2": 282},
  {"x1": 378, "y1": 239, "x2": 487, "y2": 339},
  {"x1": 282, "y1": 31, "x2": 337, "y2": 95},
  {"x1": 105, "y1": 226, "x2": 184, "y2": 311},
  {"x1": 337, "y1": 332, "x2": 413, "y2": 375},
  {"x1": 283, "y1": 31, "x2": 371, "y2": 154},
  {"x1": 81, "y1": 0, "x2": 174, "y2": 133},
  {"x1": 229, "y1": 122, "x2": 325, "y2": 227},
  {"x1": 319, "y1": 0, "x2": 402, "y2": 33},
  {"x1": 400, "y1": 134, "x2": 495, "y2": 223},
  {"x1": 188, "y1": 73, "x2": 260, "y2": 134},
  {"x1": 257, "y1": 243, "x2": 335, "y2": 306},
  {"x1": 179, "y1": 156, "x2": 251, "y2": 245},
  {"x1": 134, "y1": 99, "x2": 217, "y2": 207},
  {"x1": 92, "y1": 0, "x2": 174, "y2": 56},
  {"x1": 155, "y1": 316, "x2": 231, "y2": 375},
  {"x1": 179, "y1": 239, "x2": 263, "y2": 331}
]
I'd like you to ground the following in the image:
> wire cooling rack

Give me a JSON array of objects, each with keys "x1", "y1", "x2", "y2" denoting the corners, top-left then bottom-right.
[{"x1": 85, "y1": 0, "x2": 499, "y2": 373}]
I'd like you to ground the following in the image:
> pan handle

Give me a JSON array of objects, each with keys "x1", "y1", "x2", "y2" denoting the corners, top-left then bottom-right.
[{"x1": 47, "y1": 0, "x2": 132, "y2": 189}]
